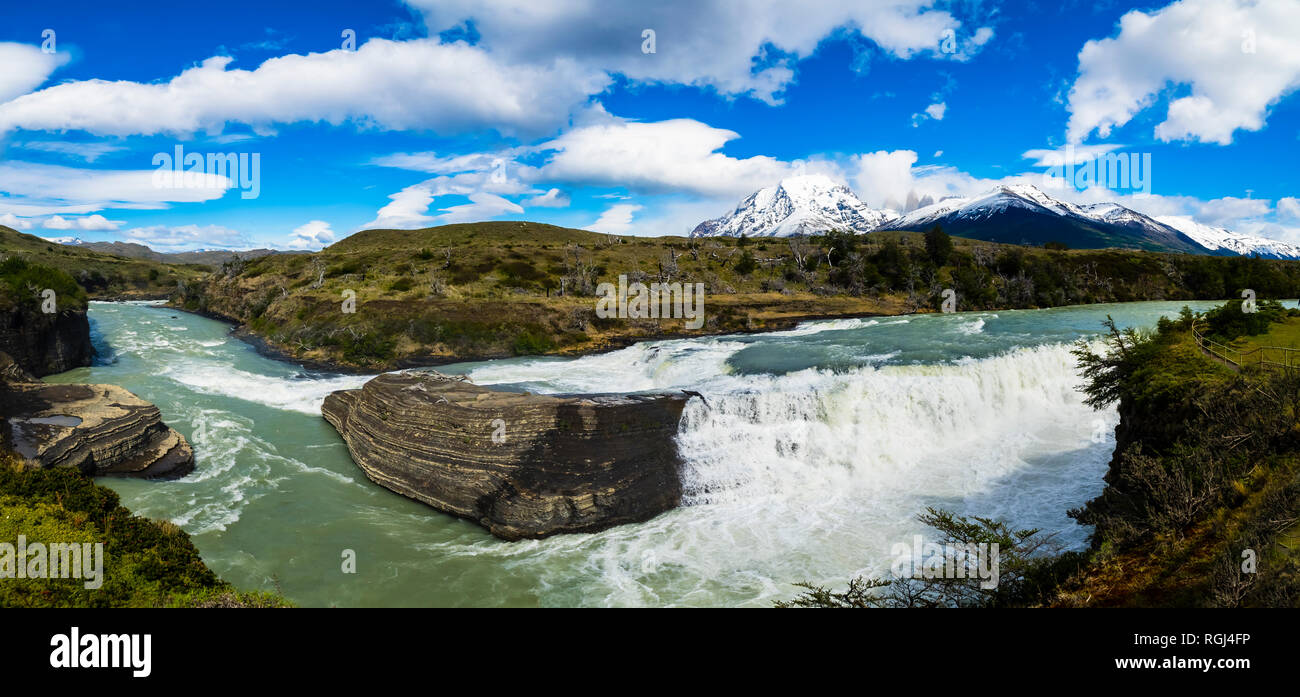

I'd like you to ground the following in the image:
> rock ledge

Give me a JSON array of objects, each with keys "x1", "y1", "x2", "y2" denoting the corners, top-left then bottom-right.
[{"x1": 323, "y1": 371, "x2": 687, "y2": 540}]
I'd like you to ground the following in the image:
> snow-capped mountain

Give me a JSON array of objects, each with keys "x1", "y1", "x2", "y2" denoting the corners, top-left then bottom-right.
[
  {"x1": 690, "y1": 178, "x2": 1300, "y2": 259},
  {"x1": 875, "y1": 184, "x2": 1207, "y2": 254},
  {"x1": 880, "y1": 184, "x2": 1090, "y2": 230},
  {"x1": 1156, "y1": 216, "x2": 1300, "y2": 260},
  {"x1": 691, "y1": 174, "x2": 896, "y2": 238},
  {"x1": 40, "y1": 236, "x2": 86, "y2": 245}
]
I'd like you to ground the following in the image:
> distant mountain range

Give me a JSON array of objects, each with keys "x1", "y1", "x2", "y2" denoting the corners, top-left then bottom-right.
[
  {"x1": 691, "y1": 175, "x2": 1300, "y2": 259},
  {"x1": 37, "y1": 237, "x2": 294, "y2": 266}
]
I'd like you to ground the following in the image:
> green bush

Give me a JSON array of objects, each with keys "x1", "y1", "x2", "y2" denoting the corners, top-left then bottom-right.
[
  {"x1": 0, "y1": 452, "x2": 291, "y2": 608},
  {"x1": 512, "y1": 328, "x2": 555, "y2": 355},
  {"x1": 0, "y1": 257, "x2": 87, "y2": 310}
]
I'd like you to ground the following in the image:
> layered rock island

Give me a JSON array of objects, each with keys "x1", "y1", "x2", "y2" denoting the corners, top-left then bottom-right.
[
  {"x1": 0, "y1": 342, "x2": 194, "y2": 479},
  {"x1": 322, "y1": 371, "x2": 689, "y2": 540}
]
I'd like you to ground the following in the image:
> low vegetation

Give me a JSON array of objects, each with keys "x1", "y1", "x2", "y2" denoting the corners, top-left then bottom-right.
[
  {"x1": 0, "y1": 226, "x2": 208, "y2": 300},
  {"x1": 0, "y1": 450, "x2": 291, "y2": 608},
  {"x1": 176, "y1": 221, "x2": 1300, "y2": 370},
  {"x1": 0, "y1": 256, "x2": 87, "y2": 312}
]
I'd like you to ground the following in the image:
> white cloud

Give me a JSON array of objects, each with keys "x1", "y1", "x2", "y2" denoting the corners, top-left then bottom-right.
[
  {"x1": 371, "y1": 151, "x2": 508, "y2": 174},
  {"x1": 848, "y1": 150, "x2": 922, "y2": 210},
  {"x1": 0, "y1": 43, "x2": 67, "y2": 104},
  {"x1": 587, "y1": 203, "x2": 643, "y2": 234},
  {"x1": 911, "y1": 102, "x2": 947, "y2": 127},
  {"x1": 523, "y1": 188, "x2": 570, "y2": 208},
  {"x1": 1021, "y1": 144, "x2": 1125, "y2": 168},
  {"x1": 0, "y1": 213, "x2": 33, "y2": 230},
  {"x1": 122, "y1": 224, "x2": 250, "y2": 251},
  {"x1": 1278, "y1": 196, "x2": 1300, "y2": 221},
  {"x1": 1066, "y1": 0, "x2": 1300, "y2": 145},
  {"x1": 537, "y1": 115, "x2": 796, "y2": 198},
  {"x1": 0, "y1": 161, "x2": 231, "y2": 214},
  {"x1": 1194, "y1": 196, "x2": 1272, "y2": 226},
  {"x1": 359, "y1": 165, "x2": 535, "y2": 230},
  {"x1": 42, "y1": 214, "x2": 123, "y2": 231},
  {"x1": 0, "y1": 40, "x2": 609, "y2": 137},
  {"x1": 434, "y1": 192, "x2": 524, "y2": 224},
  {"x1": 409, "y1": 0, "x2": 986, "y2": 104},
  {"x1": 364, "y1": 182, "x2": 439, "y2": 230},
  {"x1": 287, "y1": 220, "x2": 336, "y2": 250}
]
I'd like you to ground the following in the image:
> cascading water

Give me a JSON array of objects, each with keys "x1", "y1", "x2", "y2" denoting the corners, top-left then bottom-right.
[{"x1": 42, "y1": 299, "x2": 1250, "y2": 606}]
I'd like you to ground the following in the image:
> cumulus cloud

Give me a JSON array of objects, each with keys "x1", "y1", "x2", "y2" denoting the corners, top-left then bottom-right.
[
  {"x1": 0, "y1": 40, "x2": 609, "y2": 137},
  {"x1": 41, "y1": 214, "x2": 123, "y2": 231},
  {"x1": 0, "y1": 43, "x2": 67, "y2": 104},
  {"x1": 1278, "y1": 196, "x2": 1300, "y2": 222},
  {"x1": 359, "y1": 163, "x2": 536, "y2": 230},
  {"x1": 0, "y1": 213, "x2": 33, "y2": 230},
  {"x1": 408, "y1": 0, "x2": 986, "y2": 104},
  {"x1": 537, "y1": 115, "x2": 796, "y2": 198},
  {"x1": 1193, "y1": 196, "x2": 1272, "y2": 226},
  {"x1": 911, "y1": 101, "x2": 947, "y2": 126},
  {"x1": 287, "y1": 220, "x2": 336, "y2": 250},
  {"x1": 1066, "y1": 0, "x2": 1300, "y2": 145},
  {"x1": 587, "y1": 203, "x2": 643, "y2": 234}
]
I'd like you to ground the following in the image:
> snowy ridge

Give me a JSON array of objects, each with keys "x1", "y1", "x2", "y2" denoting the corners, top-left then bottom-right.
[
  {"x1": 1156, "y1": 216, "x2": 1300, "y2": 260},
  {"x1": 692, "y1": 174, "x2": 896, "y2": 238}
]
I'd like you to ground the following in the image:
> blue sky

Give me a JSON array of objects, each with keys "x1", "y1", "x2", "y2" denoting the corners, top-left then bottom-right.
[{"x1": 0, "y1": 0, "x2": 1297, "y2": 250}]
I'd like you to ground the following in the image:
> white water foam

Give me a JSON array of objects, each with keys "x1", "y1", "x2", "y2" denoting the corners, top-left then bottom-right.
[
  {"x1": 442, "y1": 339, "x2": 1114, "y2": 606},
  {"x1": 161, "y1": 361, "x2": 372, "y2": 415}
]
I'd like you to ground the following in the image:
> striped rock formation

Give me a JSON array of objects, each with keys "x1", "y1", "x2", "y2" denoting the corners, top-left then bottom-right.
[
  {"x1": 322, "y1": 371, "x2": 687, "y2": 540},
  {"x1": 0, "y1": 352, "x2": 194, "y2": 479}
]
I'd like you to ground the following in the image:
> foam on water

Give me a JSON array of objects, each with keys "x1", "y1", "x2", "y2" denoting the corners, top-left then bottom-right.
[
  {"x1": 161, "y1": 360, "x2": 371, "y2": 414},
  {"x1": 441, "y1": 338, "x2": 1114, "y2": 606},
  {"x1": 70, "y1": 299, "x2": 1220, "y2": 607}
]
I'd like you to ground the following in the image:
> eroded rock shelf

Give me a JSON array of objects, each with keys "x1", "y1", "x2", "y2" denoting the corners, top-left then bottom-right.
[{"x1": 323, "y1": 371, "x2": 688, "y2": 540}]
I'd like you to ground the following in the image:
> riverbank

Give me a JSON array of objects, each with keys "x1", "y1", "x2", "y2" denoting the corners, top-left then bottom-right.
[{"x1": 171, "y1": 221, "x2": 1300, "y2": 372}]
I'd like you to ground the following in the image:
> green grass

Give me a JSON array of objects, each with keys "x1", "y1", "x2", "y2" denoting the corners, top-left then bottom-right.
[
  {"x1": 176, "y1": 220, "x2": 1300, "y2": 369},
  {"x1": 1239, "y1": 315, "x2": 1300, "y2": 350},
  {"x1": 0, "y1": 256, "x2": 87, "y2": 311},
  {"x1": 0, "y1": 226, "x2": 208, "y2": 300},
  {"x1": 0, "y1": 450, "x2": 291, "y2": 608}
]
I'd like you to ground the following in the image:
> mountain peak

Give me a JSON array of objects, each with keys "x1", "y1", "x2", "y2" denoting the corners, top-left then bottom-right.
[{"x1": 692, "y1": 176, "x2": 894, "y2": 238}]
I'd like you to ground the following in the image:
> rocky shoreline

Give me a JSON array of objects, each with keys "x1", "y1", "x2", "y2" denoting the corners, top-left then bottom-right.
[
  {"x1": 0, "y1": 306, "x2": 93, "y2": 378},
  {"x1": 323, "y1": 370, "x2": 690, "y2": 539},
  {"x1": 0, "y1": 300, "x2": 195, "y2": 479}
]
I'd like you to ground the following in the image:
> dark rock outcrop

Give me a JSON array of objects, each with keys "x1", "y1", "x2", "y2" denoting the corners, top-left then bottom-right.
[
  {"x1": 322, "y1": 371, "x2": 687, "y2": 540},
  {"x1": 0, "y1": 351, "x2": 194, "y2": 479},
  {"x1": 0, "y1": 306, "x2": 93, "y2": 377}
]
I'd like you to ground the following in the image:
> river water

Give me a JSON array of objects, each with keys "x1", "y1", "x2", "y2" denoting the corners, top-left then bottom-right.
[{"x1": 42, "y1": 299, "x2": 1242, "y2": 606}]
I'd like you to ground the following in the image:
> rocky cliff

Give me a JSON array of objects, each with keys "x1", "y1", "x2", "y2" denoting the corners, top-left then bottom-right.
[
  {"x1": 0, "y1": 352, "x2": 194, "y2": 479},
  {"x1": 322, "y1": 371, "x2": 688, "y2": 540},
  {"x1": 0, "y1": 306, "x2": 93, "y2": 377}
]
